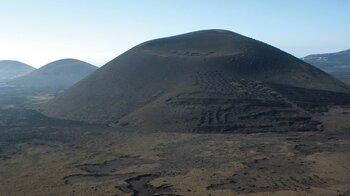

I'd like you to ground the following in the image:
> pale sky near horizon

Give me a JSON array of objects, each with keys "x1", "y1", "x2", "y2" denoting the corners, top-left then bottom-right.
[{"x1": 0, "y1": 0, "x2": 349, "y2": 68}]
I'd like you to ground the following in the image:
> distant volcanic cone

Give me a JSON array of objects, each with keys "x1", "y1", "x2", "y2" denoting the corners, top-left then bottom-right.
[{"x1": 10, "y1": 58, "x2": 97, "y2": 88}]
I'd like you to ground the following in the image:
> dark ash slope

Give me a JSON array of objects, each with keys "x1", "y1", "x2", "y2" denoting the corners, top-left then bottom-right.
[{"x1": 41, "y1": 30, "x2": 350, "y2": 133}]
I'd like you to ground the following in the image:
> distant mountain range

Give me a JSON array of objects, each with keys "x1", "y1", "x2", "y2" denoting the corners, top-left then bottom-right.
[
  {"x1": 0, "y1": 60, "x2": 36, "y2": 81},
  {"x1": 8, "y1": 59, "x2": 97, "y2": 89},
  {"x1": 303, "y1": 49, "x2": 350, "y2": 84}
]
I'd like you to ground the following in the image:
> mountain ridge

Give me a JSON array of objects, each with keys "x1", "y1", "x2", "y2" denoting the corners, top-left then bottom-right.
[
  {"x1": 303, "y1": 49, "x2": 350, "y2": 84},
  {"x1": 302, "y1": 49, "x2": 350, "y2": 72}
]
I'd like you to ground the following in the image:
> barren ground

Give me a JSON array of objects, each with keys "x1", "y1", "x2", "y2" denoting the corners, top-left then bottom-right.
[{"x1": 0, "y1": 89, "x2": 349, "y2": 196}]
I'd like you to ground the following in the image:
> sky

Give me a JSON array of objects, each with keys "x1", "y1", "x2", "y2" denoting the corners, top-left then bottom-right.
[{"x1": 0, "y1": 0, "x2": 349, "y2": 68}]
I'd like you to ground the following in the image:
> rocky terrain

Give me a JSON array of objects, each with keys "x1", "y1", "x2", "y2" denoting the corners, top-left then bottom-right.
[{"x1": 0, "y1": 91, "x2": 349, "y2": 195}]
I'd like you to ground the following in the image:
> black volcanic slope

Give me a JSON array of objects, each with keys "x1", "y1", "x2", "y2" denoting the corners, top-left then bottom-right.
[
  {"x1": 10, "y1": 59, "x2": 97, "y2": 88},
  {"x1": 0, "y1": 60, "x2": 35, "y2": 81},
  {"x1": 41, "y1": 30, "x2": 350, "y2": 133}
]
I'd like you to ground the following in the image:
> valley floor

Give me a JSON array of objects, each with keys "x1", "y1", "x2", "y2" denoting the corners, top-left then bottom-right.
[
  {"x1": 0, "y1": 110, "x2": 349, "y2": 195},
  {"x1": 0, "y1": 89, "x2": 349, "y2": 195}
]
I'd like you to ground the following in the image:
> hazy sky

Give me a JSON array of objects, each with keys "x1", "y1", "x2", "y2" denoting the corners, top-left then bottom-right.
[{"x1": 0, "y1": 0, "x2": 349, "y2": 68}]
